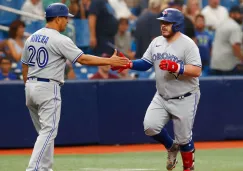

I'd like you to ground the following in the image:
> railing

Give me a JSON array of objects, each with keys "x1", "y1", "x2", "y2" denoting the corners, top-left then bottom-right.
[{"x1": 0, "y1": 5, "x2": 75, "y2": 41}]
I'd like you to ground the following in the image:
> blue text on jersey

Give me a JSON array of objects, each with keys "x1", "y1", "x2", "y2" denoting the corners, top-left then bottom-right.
[
  {"x1": 30, "y1": 34, "x2": 49, "y2": 45},
  {"x1": 152, "y1": 52, "x2": 183, "y2": 63}
]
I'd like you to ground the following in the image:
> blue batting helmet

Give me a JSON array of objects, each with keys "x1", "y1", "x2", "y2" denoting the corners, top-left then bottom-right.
[
  {"x1": 45, "y1": 3, "x2": 74, "y2": 18},
  {"x1": 157, "y1": 8, "x2": 184, "y2": 32}
]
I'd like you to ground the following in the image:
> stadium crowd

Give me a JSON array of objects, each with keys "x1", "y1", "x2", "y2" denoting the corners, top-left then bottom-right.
[{"x1": 0, "y1": 0, "x2": 242, "y2": 81}]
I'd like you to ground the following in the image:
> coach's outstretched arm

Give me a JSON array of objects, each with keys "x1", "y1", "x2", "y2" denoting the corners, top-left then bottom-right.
[
  {"x1": 76, "y1": 49, "x2": 129, "y2": 66},
  {"x1": 111, "y1": 52, "x2": 153, "y2": 72},
  {"x1": 111, "y1": 54, "x2": 201, "y2": 77}
]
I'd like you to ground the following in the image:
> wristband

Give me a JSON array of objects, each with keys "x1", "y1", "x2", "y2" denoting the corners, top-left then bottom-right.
[{"x1": 178, "y1": 63, "x2": 184, "y2": 75}]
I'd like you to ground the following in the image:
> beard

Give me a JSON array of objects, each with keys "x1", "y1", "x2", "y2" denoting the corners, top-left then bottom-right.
[
  {"x1": 162, "y1": 30, "x2": 176, "y2": 39},
  {"x1": 234, "y1": 18, "x2": 243, "y2": 25}
]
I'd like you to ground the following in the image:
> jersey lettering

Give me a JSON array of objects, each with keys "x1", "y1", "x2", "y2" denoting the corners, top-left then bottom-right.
[
  {"x1": 27, "y1": 46, "x2": 49, "y2": 68},
  {"x1": 30, "y1": 34, "x2": 49, "y2": 45}
]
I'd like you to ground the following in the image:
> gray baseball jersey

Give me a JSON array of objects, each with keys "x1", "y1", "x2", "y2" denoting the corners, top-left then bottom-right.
[
  {"x1": 142, "y1": 34, "x2": 201, "y2": 99},
  {"x1": 210, "y1": 18, "x2": 242, "y2": 71},
  {"x1": 21, "y1": 27, "x2": 83, "y2": 83},
  {"x1": 21, "y1": 28, "x2": 83, "y2": 171},
  {"x1": 142, "y1": 34, "x2": 201, "y2": 144}
]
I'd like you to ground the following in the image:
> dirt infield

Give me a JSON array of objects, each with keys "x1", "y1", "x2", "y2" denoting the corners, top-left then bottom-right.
[{"x1": 0, "y1": 141, "x2": 242, "y2": 155}]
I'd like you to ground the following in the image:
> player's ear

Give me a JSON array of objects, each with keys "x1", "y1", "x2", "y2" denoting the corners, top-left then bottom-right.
[{"x1": 55, "y1": 17, "x2": 60, "y2": 24}]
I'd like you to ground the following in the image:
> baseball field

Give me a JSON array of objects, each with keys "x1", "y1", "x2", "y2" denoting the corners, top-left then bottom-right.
[{"x1": 0, "y1": 141, "x2": 242, "y2": 171}]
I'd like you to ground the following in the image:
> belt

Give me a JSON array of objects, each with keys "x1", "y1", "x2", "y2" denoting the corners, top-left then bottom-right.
[
  {"x1": 160, "y1": 92, "x2": 192, "y2": 100},
  {"x1": 27, "y1": 77, "x2": 62, "y2": 86}
]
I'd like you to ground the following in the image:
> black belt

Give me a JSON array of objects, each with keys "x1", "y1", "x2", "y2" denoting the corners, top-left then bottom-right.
[
  {"x1": 28, "y1": 77, "x2": 50, "y2": 82},
  {"x1": 27, "y1": 77, "x2": 62, "y2": 86},
  {"x1": 161, "y1": 92, "x2": 192, "y2": 100}
]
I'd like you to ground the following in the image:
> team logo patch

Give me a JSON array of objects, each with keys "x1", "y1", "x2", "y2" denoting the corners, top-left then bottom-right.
[{"x1": 162, "y1": 10, "x2": 168, "y2": 17}]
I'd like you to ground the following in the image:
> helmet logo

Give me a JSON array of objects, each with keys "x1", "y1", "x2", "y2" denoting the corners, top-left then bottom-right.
[{"x1": 162, "y1": 10, "x2": 168, "y2": 17}]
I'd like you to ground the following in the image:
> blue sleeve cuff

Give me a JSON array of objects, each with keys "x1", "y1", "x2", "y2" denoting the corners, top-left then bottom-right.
[
  {"x1": 131, "y1": 59, "x2": 153, "y2": 71},
  {"x1": 72, "y1": 52, "x2": 84, "y2": 63},
  {"x1": 21, "y1": 59, "x2": 28, "y2": 65}
]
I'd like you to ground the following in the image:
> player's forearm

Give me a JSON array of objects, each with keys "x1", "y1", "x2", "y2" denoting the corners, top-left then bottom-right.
[
  {"x1": 88, "y1": 15, "x2": 96, "y2": 38},
  {"x1": 131, "y1": 59, "x2": 153, "y2": 71},
  {"x1": 77, "y1": 54, "x2": 112, "y2": 65},
  {"x1": 182, "y1": 65, "x2": 201, "y2": 77},
  {"x1": 22, "y1": 63, "x2": 29, "y2": 84}
]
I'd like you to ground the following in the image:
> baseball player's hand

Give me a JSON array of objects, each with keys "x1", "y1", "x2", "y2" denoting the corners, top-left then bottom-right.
[
  {"x1": 159, "y1": 59, "x2": 179, "y2": 72},
  {"x1": 111, "y1": 52, "x2": 132, "y2": 73},
  {"x1": 110, "y1": 50, "x2": 130, "y2": 67}
]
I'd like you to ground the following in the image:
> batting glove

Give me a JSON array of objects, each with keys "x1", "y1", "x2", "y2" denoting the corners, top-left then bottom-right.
[
  {"x1": 111, "y1": 52, "x2": 132, "y2": 73},
  {"x1": 159, "y1": 59, "x2": 184, "y2": 74}
]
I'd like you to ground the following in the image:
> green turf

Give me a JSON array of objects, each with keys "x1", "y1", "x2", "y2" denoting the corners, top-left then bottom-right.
[{"x1": 0, "y1": 148, "x2": 242, "y2": 171}]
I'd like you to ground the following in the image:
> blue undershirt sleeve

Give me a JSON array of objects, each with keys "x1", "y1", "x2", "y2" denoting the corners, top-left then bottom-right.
[{"x1": 131, "y1": 59, "x2": 153, "y2": 71}]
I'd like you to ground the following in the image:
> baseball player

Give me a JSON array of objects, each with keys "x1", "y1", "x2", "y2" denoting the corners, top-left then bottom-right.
[
  {"x1": 21, "y1": 3, "x2": 128, "y2": 171},
  {"x1": 112, "y1": 8, "x2": 201, "y2": 171}
]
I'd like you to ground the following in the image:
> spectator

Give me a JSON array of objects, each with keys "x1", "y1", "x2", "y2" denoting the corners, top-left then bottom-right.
[
  {"x1": 124, "y1": 0, "x2": 141, "y2": 10},
  {"x1": 90, "y1": 65, "x2": 119, "y2": 79},
  {"x1": 168, "y1": 0, "x2": 196, "y2": 42},
  {"x1": 139, "y1": 0, "x2": 149, "y2": 14},
  {"x1": 0, "y1": 40, "x2": 8, "y2": 57},
  {"x1": 44, "y1": 0, "x2": 89, "y2": 19},
  {"x1": 89, "y1": 0, "x2": 118, "y2": 56},
  {"x1": 90, "y1": 53, "x2": 119, "y2": 79},
  {"x1": 0, "y1": 58, "x2": 17, "y2": 80},
  {"x1": 195, "y1": 14, "x2": 213, "y2": 71},
  {"x1": 210, "y1": 6, "x2": 243, "y2": 75},
  {"x1": 240, "y1": 0, "x2": 243, "y2": 12},
  {"x1": 118, "y1": 69, "x2": 135, "y2": 79},
  {"x1": 69, "y1": 0, "x2": 81, "y2": 18},
  {"x1": 161, "y1": 0, "x2": 170, "y2": 10},
  {"x1": 135, "y1": 0, "x2": 161, "y2": 58},
  {"x1": 43, "y1": 0, "x2": 71, "y2": 10},
  {"x1": 6, "y1": 20, "x2": 25, "y2": 67},
  {"x1": 65, "y1": 61, "x2": 76, "y2": 80},
  {"x1": 184, "y1": 0, "x2": 201, "y2": 24},
  {"x1": 21, "y1": 0, "x2": 44, "y2": 24},
  {"x1": 108, "y1": 0, "x2": 137, "y2": 20},
  {"x1": 201, "y1": 0, "x2": 228, "y2": 31},
  {"x1": 80, "y1": 0, "x2": 91, "y2": 19},
  {"x1": 115, "y1": 18, "x2": 135, "y2": 59}
]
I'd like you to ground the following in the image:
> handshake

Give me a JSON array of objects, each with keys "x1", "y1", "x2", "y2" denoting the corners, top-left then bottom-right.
[
  {"x1": 111, "y1": 51, "x2": 183, "y2": 74},
  {"x1": 111, "y1": 52, "x2": 132, "y2": 73}
]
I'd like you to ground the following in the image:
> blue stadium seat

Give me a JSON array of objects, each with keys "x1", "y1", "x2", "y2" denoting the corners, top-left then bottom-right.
[
  {"x1": 0, "y1": 0, "x2": 20, "y2": 25},
  {"x1": 0, "y1": 30, "x2": 8, "y2": 40},
  {"x1": 130, "y1": 7, "x2": 140, "y2": 16},
  {"x1": 73, "y1": 19, "x2": 90, "y2": 48},
  {"x1": 130, "y1": 67, "x2": 154, "y2": 79},
  {"x1": 73, "y1": 63, "x2": 98, "y2": 79},
  {"x1": 201, "y1": 0, "x2": 239, "y2": 9},
  {"x1": 25, "y1": 21, "x2": 45, "y2": 34},
  {"x1": 221, "y1": 0, "x2": 239, "y2": 10}
]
